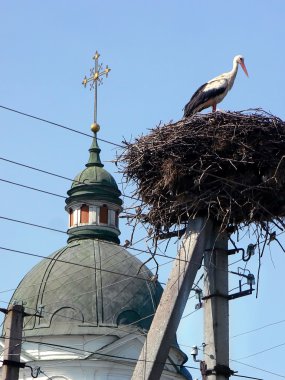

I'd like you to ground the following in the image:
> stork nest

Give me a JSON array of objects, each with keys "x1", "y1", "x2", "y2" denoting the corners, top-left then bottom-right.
[{"x1": 118, "y1": 109, "x2": 285, "y2": 238}]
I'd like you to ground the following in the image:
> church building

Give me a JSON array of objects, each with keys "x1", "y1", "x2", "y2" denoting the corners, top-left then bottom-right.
[{"x1": 0, "y1": 54, "x2": 193, "y2": 380}]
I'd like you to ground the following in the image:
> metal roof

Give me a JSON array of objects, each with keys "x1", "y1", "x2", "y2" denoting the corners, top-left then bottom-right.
[{"x1": 11, "y1": 239, "x2": 163, "y2": 337}]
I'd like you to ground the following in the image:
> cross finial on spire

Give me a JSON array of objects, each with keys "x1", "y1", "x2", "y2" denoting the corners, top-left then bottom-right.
[{"x1": 82, "y1": 51, "x2": 111, "y2": 133}]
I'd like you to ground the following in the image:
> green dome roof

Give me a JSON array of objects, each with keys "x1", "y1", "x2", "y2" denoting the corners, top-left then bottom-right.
[
  {"x1": 72, "y1": 165, "x2": 119, "y2": 190},
  {"x1": 11, "y1": 239, "x2": 163, "y2": 337},
  {"x1": 66, "y1": 133, "x2": 122, "y2": 206}
]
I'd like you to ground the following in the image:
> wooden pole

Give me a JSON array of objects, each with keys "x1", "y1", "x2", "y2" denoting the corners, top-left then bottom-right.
[
  {"x1": 1, "y1": 305, "x2": 24, "y2": 380},
  {"x1": 131, "y1": 217, "x2": 212, "y2": 380},
  {"x1": 203, "y1": 229, "x2": 229, "y2": 380}
]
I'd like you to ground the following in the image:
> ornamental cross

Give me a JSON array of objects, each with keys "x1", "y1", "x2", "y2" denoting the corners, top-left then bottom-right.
[{"x1": 82, "y1": 51, "x2": 111, "y2": 125}]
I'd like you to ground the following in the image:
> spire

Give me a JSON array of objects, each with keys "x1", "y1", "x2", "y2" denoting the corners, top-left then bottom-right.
[{"x1": 86, "y1": 133, "x2": 104, "y2": 168}]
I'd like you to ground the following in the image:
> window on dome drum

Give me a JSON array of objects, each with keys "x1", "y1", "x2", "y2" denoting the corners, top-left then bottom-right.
[
  {"x1": 100, "y1": 204, "x2": 108, "y2": 224},
  {"x1": 80, "y1": 204, "x2": 89, "y2": 224},
  {"x1": 69, "y1": 208, "x2": 74, "y2": 227},
  {"x1": 115, "y1": 211, "x2": 119, "y2": 227},
  {"x1": 109, "y1": 209, "x2": 116, "y2": 226}
]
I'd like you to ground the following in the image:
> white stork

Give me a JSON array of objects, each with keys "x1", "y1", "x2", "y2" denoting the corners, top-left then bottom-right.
[{"x1": 183, "y1": 55, "x2": 249, "y2": 117}]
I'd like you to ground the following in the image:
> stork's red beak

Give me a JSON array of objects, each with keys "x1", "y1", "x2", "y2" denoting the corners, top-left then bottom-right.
[{"x1": 240, "y1": 61, "x2": 249, "y2": 77}]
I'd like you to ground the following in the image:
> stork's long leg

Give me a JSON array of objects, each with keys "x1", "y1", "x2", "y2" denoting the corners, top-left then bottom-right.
[{"x1": 212, "y1": 104, "x2": 217, "y2": 112}]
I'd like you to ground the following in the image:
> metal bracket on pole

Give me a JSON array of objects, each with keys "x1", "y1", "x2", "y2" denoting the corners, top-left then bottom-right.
[
  {"x1": 200, "y1": 361, "x2": 236, "y2": 378},
  {"x1": 2, "y1": 361, "x2": 25, "y2": 369},
  {"x1": 203, "y1": 267, "x2": 255, "y2": 302},
  {"x1": 205, "y1": 246, "x2": 254, "y2": 262},
  {"x1": 228, "y1": 269, "x2": 255, "y2": 300},
  {"x1": 206, "y1": 364, "x2": 236, "y2": 378}
]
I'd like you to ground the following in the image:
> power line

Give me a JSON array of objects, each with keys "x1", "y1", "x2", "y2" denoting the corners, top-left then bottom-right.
[
  {"x1": 231, "y1": 359, "x2": 285, "y2": 379},
  {"x1": 26, "y1": 336, "x2": 285, "y2": 378},
  {"x1": 236, "y1": 342, "x2": 285, "y2": 361},
  {"x1": 0, "y1": 212, "x2": 254, "y2": 286},
  {"x1": 231, "y1": 318, "x2": 285, "y2": 339},
  {"x1": 0, "y1": 258, "x2": 149, "y2": 306},
  {"x1": 0, "y1": 106, "x2": 277, "y2": 204},
  {"x1": 0, "y1": 302, "x2": 153, "y2": 338},
  {"x1": 0, "y1": 156, "x2": 80, "y2": 183},
  {"x1": 0, "y1": 330, "x2": 199, "y2": 372},
  {"x1": 2, "y1": 105, "x2": 284, "y2": 237},
  {"x1": 1, "y1": 155, "x2": 282, "y2": 254},
  {"x1": 0, "y1": 215, "x2": 67, "y2": 235},
  {"x1": 0, "y1": 178, "x2": 66, "y2": 199},
  {"x1": 0, "y1": 214, "x2": 242, "y2": 275},
  {"x1": 0, "y1": 156, "x2": 138, "y2": 202},
  {"x1": 38, "y1": 369, "x2": 53, "y2": 380},
  {"x1": 19, "y1": 338, "x2": 199, "y2": 371},
  {"x1": 0, "y1": 214, "x2": 158, "y2": 261},
  {"x1": 0, "y1": 254, "x2": 171, "y2": 306},
  {"x1": 1, "y1": 157, "x2": 281, "y2": 252},
  {"x1": 0, "y1": 245, "x2": 154, "y2": 283},
  {"x1": 0, "y1": 104, "x2": 123, "y2": 148},
  {"x1": 180, "y1": 313, "x2": 285, "y2": 346}
]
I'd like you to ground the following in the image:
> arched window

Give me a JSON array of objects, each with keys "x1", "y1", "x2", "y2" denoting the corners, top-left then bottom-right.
[
  {"x1": 80, "y1": 204, "x2": 89, "y2": 224},
  {"x1": 69, "y1": 208, "x2": 73, "y2": 227},
  {"x1": 100, "y1": 204, "x2": 108, "y2": 224}
]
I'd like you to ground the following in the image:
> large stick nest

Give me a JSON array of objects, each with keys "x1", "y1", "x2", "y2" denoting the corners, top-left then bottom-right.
[{"x1": 118, "y1": 109, "x2": 285, "y2": 237}]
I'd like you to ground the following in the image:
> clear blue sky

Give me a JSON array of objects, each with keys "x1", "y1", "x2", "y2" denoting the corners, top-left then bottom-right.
[{"x1": 1, "y1": 1, "x2": 285, "y2": 379}]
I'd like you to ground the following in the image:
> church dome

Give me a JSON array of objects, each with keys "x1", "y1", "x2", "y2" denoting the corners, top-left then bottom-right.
[
  {"x1": 11, "y1": 239, "x2": 163, "y2": 337},
  {"x1": 65, "y1": 133, "x2": 122, "y2": 244},
  {"x1": 68, "y1": 135, "x2": 122, "y2": 204},
  {"x1": 72, "y1": 165, "x2": 118, "y2": 191}
]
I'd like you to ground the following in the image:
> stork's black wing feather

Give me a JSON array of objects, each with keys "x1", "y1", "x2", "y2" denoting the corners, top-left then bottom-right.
[{"x1": 183, "y1": 79, "x2": 228, "y2": 117}]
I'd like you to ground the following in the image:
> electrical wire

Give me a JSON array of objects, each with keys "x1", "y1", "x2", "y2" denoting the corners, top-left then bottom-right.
[
  {"x1": 0, "y1": 178, "x2": 66, "y2": 199},
  {"x1": 1, "y1": 154, "x2": 281, "y2": 256},
  {"x1": 0, "y1": 215, "x2": 67, "y2": 235},
  {"x1": 236, "y1": 341, "x2": 285, "y2": 361},
  {"x1": 0, "y1": 246, "x2": 154, "y2": 283},
  {"x1": 233, "y1": 375, "x2": 263, "y2": 380},
  {"x1": 38, "y1": 369, "x2": 53, "y2": 380},
  {"x1": 0, "y1": 105, "x2": 123, "y2": 148},
  {"x1": 231, "y1": 318, "x2": 285, "y2": 339},
  {"x1": 0, "y1": 157, "x2": 79, "y2": 183},
  {"x1": 181, "y1": 309, "x2": 199, "y2": 320},
  {"x1": 19, "y1": 338, "x2": 200, "y2": 371},
  {"x1": 0, "y1": 213, "x2": 245, "y2": 274},
  {"x1": 0, "y1": 308, "x2": 149, "y2": 342},
  {"x1": 2, "y1": 104, "x2": 285, "y2": 242},
  {"x1": 0, "y1": 214, "x2": 153, "y2": 267},
  {"x1": 0, "y1": 237, "x2": 150, "y2": 297},
  {"x1": 0, "y1": 156, "x2": 137, "y2": 202},
  {"x1": 0, "y1": 332, "x2": 200, "y2": 373},
  {"x1": 0, "y1": 258, "x2": 180, "y2": 325},
  {"x1": 231, "y1": 359, "x2": 285, "y2": 379},
  {"x1": 1, "y1": 105, "x2": 281, "y2": 197}
]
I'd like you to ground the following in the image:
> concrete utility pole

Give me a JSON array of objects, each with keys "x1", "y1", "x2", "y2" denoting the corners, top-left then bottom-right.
[
  {"x1": 1, "y1": 305, "x2": 24, "y2": 380},
  {"x1": 203, "y1": 230, "x2": 229, "y2": 380},
  {"x1": 132, "y1": 217, "x2": 213, "y2": 380}
]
